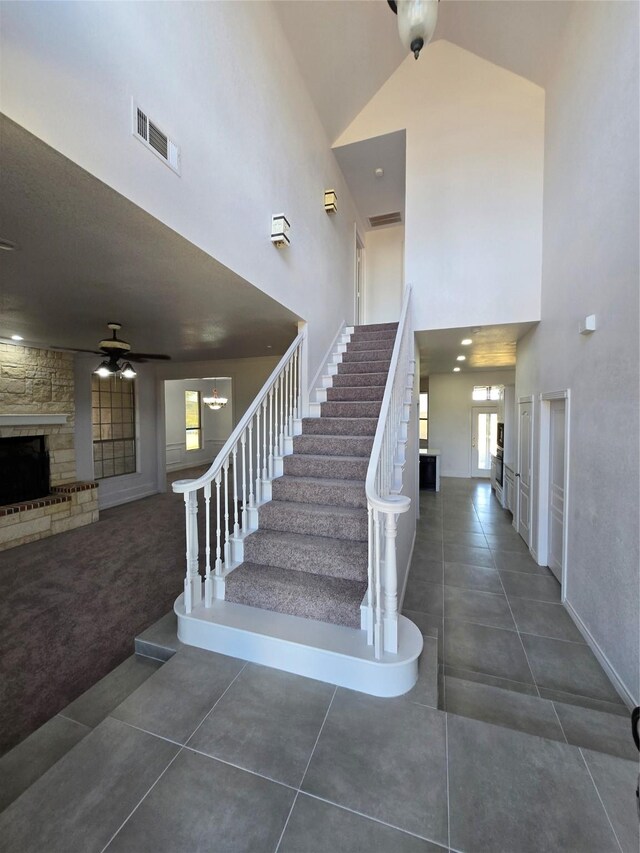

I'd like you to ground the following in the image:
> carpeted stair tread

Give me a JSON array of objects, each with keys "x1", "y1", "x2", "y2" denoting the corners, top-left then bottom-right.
[
  {"x1": 346, "y1": 338, "x2": 396, "y2": 353},
  {"x1": 349, "y1": 330, "x2": 396, "y2": 342},
  {"x1": 353, "y1": 322, "x2": 398, "y2": 332},
  {"x1": 341, "y1": 349, "x2": 393, "y2": 363},
  {"x1": 243, "y1": 529, "x2": 367, "y2": 581},
  {"x1": 320, "y1": 401, "x2": 382, "y2": 419},
  {"x1": 325, "y1": 386, "x2": 385, "y2": 402},
  {"x1": 259, "y1": 499, "x2": 368, "y2": 541},
  {"x1": 331, "y1": 372, "x2": 388, "y2": 388},
  {"x1": 302, "y1": 417, "x2": 378, "y2": 437},
  {"x1": 293, "y1": 434, "x2": 374, "y2": 457},
  {"x1": 283, "y1": 453, "x2": 369, "y2": 480},
  {"x1": 272, "y1": 475, "x2": 366, "y2": 509},
  {"x1": 224, "y1": 562, "x2": 366, "y2": 629},
  {"x1": 338, "y1": 360, "x2": 392, "y2": 375}
]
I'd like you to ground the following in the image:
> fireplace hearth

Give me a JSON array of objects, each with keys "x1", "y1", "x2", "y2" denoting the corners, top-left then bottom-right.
[{"x1": 0, "y1": 435, "x2": 50, "y2": 507}]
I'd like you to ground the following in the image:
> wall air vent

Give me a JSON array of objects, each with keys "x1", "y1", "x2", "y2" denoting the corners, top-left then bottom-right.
[
  {"x1": 368, "y1": 211, "x2": 403, "y2": 228},
  {"x1": 132, "y1": 101, "x2": 180, "y2": 175}
]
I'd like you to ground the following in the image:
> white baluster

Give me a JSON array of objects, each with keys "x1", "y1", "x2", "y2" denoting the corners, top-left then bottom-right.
[
  {"x1": 373, "y1": 508, "x2": 382, "y2": 660},
  {"x1": 183, "y1": 489, "x2": 200, "y2": 613},
  {"x1": 241, "y1": 430, "x2": 247, "y2": 533},
  {"x1": 268, "y1": 388, "x2": 274, "y2": 479},
  {"x1": 248, "y1": 421, "x2": 255, "y2": 509},
  {"x1": 366, "y1": 505, "x2": 374, "y2": 645},
  {"x1": 204, "y1": 482, "x2": 212, "y2": 607},
  {"x1": 279, "y1": 372, "x2": 285, "y2": 455},
  {"x1": 232, "y1": 444, "x2": 240, "y2": 538},
  {"x1": 215, "y1": 472, "x2": 222, "y2": 576},
  {"x1": 255, "y1": 407, "x2": 262, "y2": 504},
  {"x1": 383, "y1": 511, "x2": 399, "y2": 653},
  {"x1": 293, "y1": 347, "x2": 299, "y2": 420},
  {"x1": 223, "y1": 459, "x2": 231, "y2": 565},
  {"x1": 262, "y1": 398, "x2": 269, "y2": 482}
]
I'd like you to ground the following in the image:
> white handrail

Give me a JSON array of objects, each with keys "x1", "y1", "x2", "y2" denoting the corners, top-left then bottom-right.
[
  {"x1": 172, "y1": 328, "x2": 306, "y2": 613},
  {"x1": 364, "y1": 285, "x2": 415, "y2": 657}
]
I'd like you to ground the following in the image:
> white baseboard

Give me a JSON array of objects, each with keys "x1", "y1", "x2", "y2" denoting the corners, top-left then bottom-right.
[
  {"x1": 99, "y1": 485, "x2": 158, "y2": 510},
  {"x1": 564, "y1": 598, "x2": 637, "y2": 709}
]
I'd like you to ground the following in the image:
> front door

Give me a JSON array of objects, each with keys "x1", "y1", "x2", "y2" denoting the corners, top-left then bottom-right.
[
  {"x1": 517, "y1": 401, "x2": 532, "y2": 544},
  {"x1": 548, "y1": 399, "x2": 566, "y2": 582},
  {"x1": 471, "y1": 407, "x2": 497, "y2": 478}
]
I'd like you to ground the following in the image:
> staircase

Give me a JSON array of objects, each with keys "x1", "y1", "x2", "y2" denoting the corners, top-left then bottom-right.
[{"x1": 224, "y1": 322, "x2": 397, "y2": 629}]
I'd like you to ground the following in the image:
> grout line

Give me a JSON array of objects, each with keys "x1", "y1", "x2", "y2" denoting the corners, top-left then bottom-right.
[
  {"x1": 550, "y1": 701, "x2": 569, "y2": 744},
  {"x1": 56, "y1": 711, "x2": 93, "y2": 730},
  {"x1": 108, "y1": 717, "x2": 185, "y2": 748},
  {"x1": 99, "y1": 746, "x2": 182, "y2": 853},
  {"x1": 274, "y1": 791, "x2": 299, "y2": 853},
  {"x1": 183, "y1": 744, "x2": 298, "y2": 792},
  {"x1": 183, "y1": 661, "x2": 248, "y2": 746},
  {"x1": 445, "y1": 711, "x2": 451, "y2": 850},
  {"x1": 298, "y1": 685, "x2": 337, "y2": 790},
  {"x1": 578, "y1": 748, "x2": 625, "y2": 853},
  {"x1": 517, "y1": 629, "x2": 587, "y2": 646}
]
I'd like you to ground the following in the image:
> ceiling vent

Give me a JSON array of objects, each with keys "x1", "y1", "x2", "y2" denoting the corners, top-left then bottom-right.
[
  {"x1": 368, "y1": 211, "x2": 403, "y2": 228},
  {"x1": 132, "y1": 101, "x2": 180, "y2": 175}
]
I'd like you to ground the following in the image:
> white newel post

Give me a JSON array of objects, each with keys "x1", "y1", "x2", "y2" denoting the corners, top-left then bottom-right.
[
  {"x1": 383, "y1": 511, "x2": 399, "y2": 653},
  {"x1": 204, "y1": 482, "x2": 212, "y2": 607},
  {"x1": 183, "y1": 489, "x2": 201, "y2": 613}
]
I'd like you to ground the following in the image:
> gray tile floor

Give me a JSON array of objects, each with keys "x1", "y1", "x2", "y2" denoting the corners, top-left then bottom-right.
[{"x1": 0, "y1": 478, "x2": 637, "y2": 852}]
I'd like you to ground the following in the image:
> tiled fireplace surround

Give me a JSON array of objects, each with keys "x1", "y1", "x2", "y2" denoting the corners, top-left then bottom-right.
[{"x1": 0, "y1": 342, "x2": 98, "y2": 551}]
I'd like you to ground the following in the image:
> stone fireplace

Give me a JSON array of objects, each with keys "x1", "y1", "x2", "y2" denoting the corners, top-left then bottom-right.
[{"x1": 0, "y1": 342, "x2": 98, "y2": 551}]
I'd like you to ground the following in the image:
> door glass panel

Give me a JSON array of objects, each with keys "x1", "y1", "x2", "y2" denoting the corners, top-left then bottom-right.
[{"x1": 477, "y1": 412, "x2": 498, "y2": 471}]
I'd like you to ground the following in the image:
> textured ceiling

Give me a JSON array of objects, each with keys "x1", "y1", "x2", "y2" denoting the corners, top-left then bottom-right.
[
  {"x1": 0, "y1": 116, "x2": 299, "y2": 361},
  {"x1": 415, "y1": 322, "x2": 537, "y2": 376}
]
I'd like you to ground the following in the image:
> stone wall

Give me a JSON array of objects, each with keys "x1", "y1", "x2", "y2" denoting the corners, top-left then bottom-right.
[{"x1": 0, "y1": 342, "x2": 99, "y2": 550}]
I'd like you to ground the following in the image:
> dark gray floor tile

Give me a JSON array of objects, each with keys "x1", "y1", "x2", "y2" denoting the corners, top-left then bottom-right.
[
  {"x1": 135, "y1": 611, "x2": 182, "y2": 661},
  {"x1": 444, "y1": 619, "x2": 534, "y2": 684},
  {"x1": 443, "y1": 517, "x2": 483, "y2": 534},
  {"x1": 476, "y1": 510, "x2": 513, "y2": 525},
  {"x1": 107, "y1": 748, "x2": 294, "y2": 853},
  {"x1": 444, "y1": 586, "x2": 515, "y2": 630},
  {"x1": 492, "y1": 550, "x2": 549, "y2": 576},
  {"x1": 61, "y1": 655, "x2": 163, "y2": 728},
  {"x1": 500, "y1": 570, "x2": 561, "y2": 602},
  {"x1": 485, "y1": 533, "x2": 529, "y2": 553},
  {"x1": 110, "y1": 647, "x2": 245, "y2": 744},
  {"x1": 508, "y1": 598, "x2": 585, "y2": 643},
  {"x1": 408, "y1": 556, "x2": 444, "y2": 585},
  {"x1": 553, "y1": 702, "x2": 636, "y2": 761},
  {"x1": 582, "y1": 748, "x2": 640, "y2": 853},
  {"x1": 444, "y1": 676, "x2": 564, "y2": 741},
  {"x1": 412, "y1": 539, "x2": 444, "y2": 562},
  {"x1": 414, "y1": 525, "x2": 443, "y2": 544},
  {"x1": 448, "y1": 714, "x2": 621, "y2": 853},
  {"x1": 443, "y1": 665, "x2": 538, "y2": 697},
  {"x1": 403, "y1": 581, "x2": 444, "y2": 617},
  {"x1": 188, "y1": 664, "x2": 334, "y2": 786},
  {"x1": 443, "y1": 543, "x2": 494, "y2": 568},
  {"x1": 403, "y1": 609, "x2": 443, "y2": 641},
  {"x1": 444, "y1": 562, "x2": 503, "y2": 594},
  {"x1": 0, "y1": 715, "x2": 90, "y2": 812},
  {"x1": 538, "y1": 687, "x2": 629, "y2": 717},
  {"x1": 279, "y1": 794, "x2": 444, "y2": 852},
  {"x1": 0, "y1": 717, "x2": 178, "y2": 853},
  {"x1": 442, "y1": 530, "x2": 488, "y2": 549},
  {"x1": 302, "y1": 690, "x2": 448, "y2": 844},
  {"x1": 404, "y1": 636, "x2": 438, "y2": 708},
  {"x1": 521, "y1": 634, "x2": 622, "y2": 704},
  {"x1": 482, "y1": 522, "x2": 519, "y2": 537}
]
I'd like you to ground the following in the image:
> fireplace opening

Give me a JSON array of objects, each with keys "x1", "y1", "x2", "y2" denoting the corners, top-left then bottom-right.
[{"x1": 0, "y1": 436, "x2": 50, "y2": 507}]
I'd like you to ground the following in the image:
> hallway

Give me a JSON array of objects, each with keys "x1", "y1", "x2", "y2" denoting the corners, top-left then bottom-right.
[{"x1": 0, "y1": 479, "x2": 636, "y2": 851}]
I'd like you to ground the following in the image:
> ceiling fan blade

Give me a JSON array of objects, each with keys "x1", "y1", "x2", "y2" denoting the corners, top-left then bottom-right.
[
  {"x1": 127, "y1": 352, "x2": 172, "y2": 361},
  {"x1": 47, "y1": 345, "x2": 103, "y2": 355}
]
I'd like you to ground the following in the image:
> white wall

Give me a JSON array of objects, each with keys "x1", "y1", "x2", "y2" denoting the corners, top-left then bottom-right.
[
  {"x1": 364, "y1": 226, "x2": 404, "y2": 325},
  {"x1": 429, "y1": 370, "x2": 515, "y2": 478},
  {"x1": 515, "y1": 2, "x2": 639, "y2": 704},
  {"x1": 164, "y1": 378, "x2": 233, "y2": 472},
  {"x1": 335, "y1": 40, "x2": 544, "y2": 333},
  {"x1": 0, "y1": 1, "x2": 366, "y2": 381}
]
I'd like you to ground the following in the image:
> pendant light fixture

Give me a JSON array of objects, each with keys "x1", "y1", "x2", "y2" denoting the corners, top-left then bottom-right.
[
  {"x1": 388, "y1": 0, "x2": 439, "y2": 60},
  {"x1": 203, "y1": 383, "x2": 228, "y2": 411}
]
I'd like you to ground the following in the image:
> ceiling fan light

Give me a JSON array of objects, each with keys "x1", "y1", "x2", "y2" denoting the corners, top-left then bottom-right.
[
  {"x1": 394, "y1": 0, "x2": 438, "y2": 59},
  {"x1": 120, "y1": 362, "x2": 137, "y2": 379},
  {"x1": 95, "y1": 360, "x2": 115, "y2": 378}
]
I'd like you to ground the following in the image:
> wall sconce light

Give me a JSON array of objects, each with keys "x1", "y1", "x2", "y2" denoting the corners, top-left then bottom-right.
[
  {"x1": 203, "y1": 387, "x2": 228, "y2": 411},
  {"x1": 271, "y1": 214, "x2": 290, "y2": 248},
  {"x1": 579, "y1": 314, "x2": 596, "y2": 334},
  {"x1": 324, "y1": 190, "x2": 338, "y2": 215}
]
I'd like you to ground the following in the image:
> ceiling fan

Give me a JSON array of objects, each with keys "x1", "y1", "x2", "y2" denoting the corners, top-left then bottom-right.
[{"x1": 91, "y1": 323, "x2": 171, "y2": 378}]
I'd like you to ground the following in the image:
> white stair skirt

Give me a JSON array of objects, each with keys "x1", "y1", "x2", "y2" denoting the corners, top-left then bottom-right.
[{"x1": 175, "y1": 593, "x2": 423, "y2": 698}]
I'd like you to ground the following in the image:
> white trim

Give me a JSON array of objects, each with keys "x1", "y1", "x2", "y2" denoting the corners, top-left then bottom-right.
[
  {"x1": 308, "y1": 318, "x2": 348, "y2": 398},
  {"x1": 0, "y1": 414, "x2": 69, "y2": 426},
  {"x1": 564, "y1": 598, "x2": 636, "y2": 709}
]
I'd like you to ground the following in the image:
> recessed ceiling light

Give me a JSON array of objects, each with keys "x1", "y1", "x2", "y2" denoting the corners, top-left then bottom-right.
[
  {"x1": 10, "y1": 334, "x2": 23, "y2": 341},
  {"x1": 266, "y1": 345, "x2": 273, "y2": 349},
  {"x1": 461, "y1": 338, "x2": 472, "y2": 346},
  {"x1": 375, "y1": 167, "x2": 384, "y2": 178},
  {"x1": 456, "y1": 355, "x2": 466, "y2": 361},
  {"x1": 453, "y1": 367, "x2": 461, "y2": 373}
]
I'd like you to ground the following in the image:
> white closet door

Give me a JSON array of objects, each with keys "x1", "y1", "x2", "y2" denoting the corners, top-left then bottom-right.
[
  {"x1": 548, "y1": 399, "x2": 566, "y2": 582},
  {"x1": 517, "y1": 402, "x2": 532, "y2": 544}
]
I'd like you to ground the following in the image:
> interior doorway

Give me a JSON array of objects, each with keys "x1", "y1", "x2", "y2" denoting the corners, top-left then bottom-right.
[
  {"x1": 471, "y1": 406, "x2": 498, "y2": 478},
  {"x1": 355, "y1": 230, "x2": 364, "y2": 325},
  {"x1": 537, "y1": 391, "x2": 570, "y2": 591},
  {"x1": 517, "y1": 398, "x2": 533, "y2": 545}
]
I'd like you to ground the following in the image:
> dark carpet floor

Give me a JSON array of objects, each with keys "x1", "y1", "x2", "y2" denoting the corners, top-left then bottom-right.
[{"x1": 0, "y1": 466, "x2": 209, "y2": 756}]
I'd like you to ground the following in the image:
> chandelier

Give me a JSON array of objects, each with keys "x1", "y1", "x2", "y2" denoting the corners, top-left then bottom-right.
[{"x1": 203, "y1": 386, "x2": 228, "y2": 411}]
